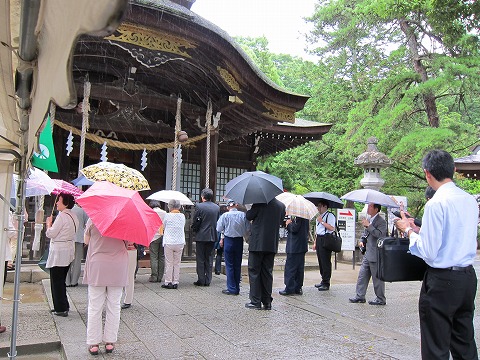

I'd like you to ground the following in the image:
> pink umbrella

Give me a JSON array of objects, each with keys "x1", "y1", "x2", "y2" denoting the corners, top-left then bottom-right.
[
  {"x1": 76, "y1": 181, "x2": 162, "y2": 246},
  {"x1": 51, "y1": 179, "x2": 84, "y2": 198}
]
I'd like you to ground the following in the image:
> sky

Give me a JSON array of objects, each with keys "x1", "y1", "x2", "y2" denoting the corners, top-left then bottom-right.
[{"x1": 191, "y1": 0, "x2": 318, "y2": 60}]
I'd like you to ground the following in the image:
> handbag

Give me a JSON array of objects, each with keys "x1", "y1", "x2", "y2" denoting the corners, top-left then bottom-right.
[
  {"x1": 191, "y1": 216, "x2": 202, "y2": 232},
  {"x1": 321, "y1": 212, "x2": 342, "y2": 253},
  {"x1": 376, "y1": 233, "x2": 427, "y2": 282},
  {"x1": 38, "y1": 248, "x2": 50, "y2": 274}
]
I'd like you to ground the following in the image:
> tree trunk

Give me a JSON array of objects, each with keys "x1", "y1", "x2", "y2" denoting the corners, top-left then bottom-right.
[{"x1": 399, "y1": 19, "x2": 439, "y2": 128}]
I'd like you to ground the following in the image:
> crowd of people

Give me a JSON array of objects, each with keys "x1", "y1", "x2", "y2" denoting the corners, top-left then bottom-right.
[{"x1": 3, "y1": 150, "x2": 476, "y2": 359}]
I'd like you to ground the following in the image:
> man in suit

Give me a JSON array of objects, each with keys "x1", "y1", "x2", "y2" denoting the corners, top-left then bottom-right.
[
  {"x1": 349, "y1": 203, "x2": 387, "y2": 305},
  {"x1": 395, "y1": 150, "x2": 478, "y2": 359},
  {"x1": 245, "y1": 198, "x2": 285, "y2": 310},
  {"x1": 279, "y1": 216, "x2": 309, "y2": 296},
  {"x1": 192, "y1": 188, "x2": 220, "y2": 286}
]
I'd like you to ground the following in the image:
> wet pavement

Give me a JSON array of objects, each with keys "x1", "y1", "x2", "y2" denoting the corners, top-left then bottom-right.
[{"x1": 0, "y1": 250, "x2": 478, "y2": 359}]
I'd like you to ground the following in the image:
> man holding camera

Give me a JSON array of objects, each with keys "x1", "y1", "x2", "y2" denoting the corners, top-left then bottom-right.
[
  {"x1": 395, "y1": 150, "x2": 478, "y2": 359},
  {"x1": 349, "y1": 203, "x2": 387, "y2": 305}
]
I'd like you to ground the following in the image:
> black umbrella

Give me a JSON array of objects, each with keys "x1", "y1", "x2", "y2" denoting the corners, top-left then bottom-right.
[
  {"x1": 303, "y1": 191, "x2": 344, "y2": 209},
  {"x1": 225, "y1": 171, "x2": 283, "y2": 204}
]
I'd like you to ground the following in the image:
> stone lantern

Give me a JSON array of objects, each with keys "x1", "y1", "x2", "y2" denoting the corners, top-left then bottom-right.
[
  {"x1": 353, "y1": 137, "x2": 392, "y2": 258},
  {"x1": 354, "y1": 137, "x2": 392, "y2": 191}
]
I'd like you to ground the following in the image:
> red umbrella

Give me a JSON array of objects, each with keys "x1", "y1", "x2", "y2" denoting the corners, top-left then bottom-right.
[
  {"x1": 76, "y1": 181, "x2": 162, "y2": 246},
  {"x1": 51, "y1": 179, "x2": 84, "y2": 198}
]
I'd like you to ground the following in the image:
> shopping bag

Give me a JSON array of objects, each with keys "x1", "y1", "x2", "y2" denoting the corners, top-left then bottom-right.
[{"x1": 38, "y1": 248, "x2": 50, "y2": 274}]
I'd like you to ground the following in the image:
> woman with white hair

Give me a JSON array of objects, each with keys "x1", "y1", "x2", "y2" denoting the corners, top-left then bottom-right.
[{"x1": 161, "y1": 199, "x2": 185, "y2": 289}]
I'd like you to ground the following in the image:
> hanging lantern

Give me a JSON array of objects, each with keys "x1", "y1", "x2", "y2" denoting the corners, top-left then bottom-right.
[{"x1": 177, "y1": 130, "x2": 188, "y2": 143}]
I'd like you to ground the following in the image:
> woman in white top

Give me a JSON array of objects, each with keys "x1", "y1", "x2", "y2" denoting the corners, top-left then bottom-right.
[
  {"x1": 45, "y1": 193, "x2": 78, "y2": 316},
  {"x1": 161, "y1": 199, "x2": 185, "y2": 289}
]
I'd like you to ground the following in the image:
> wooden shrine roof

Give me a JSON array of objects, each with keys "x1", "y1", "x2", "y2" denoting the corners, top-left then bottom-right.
[{"x1": 55, "y1": 0, "x2": 329, "y2": 156}]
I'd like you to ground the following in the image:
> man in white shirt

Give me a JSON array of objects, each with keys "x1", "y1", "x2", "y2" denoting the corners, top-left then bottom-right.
[
  {"x1": 313, "y1": 200, "x2": 336, "y2": 291},
  {"x1": 396, "y1": 150, "x2": 478, "y2": 360}
]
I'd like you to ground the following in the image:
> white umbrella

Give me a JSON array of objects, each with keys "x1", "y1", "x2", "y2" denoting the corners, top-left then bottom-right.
[
  {"x1": 341, "y1": 189, "x2": 399, "y2": 208},
  {"x1": 11, "y1": 167, "x2": 56, "y2": 198},
  {"x1": 147, "y1": 190, "x2": 194, "y2": 206},
  {"x1": 276, "y1": 192, "x2": 318, "y2": 219}
]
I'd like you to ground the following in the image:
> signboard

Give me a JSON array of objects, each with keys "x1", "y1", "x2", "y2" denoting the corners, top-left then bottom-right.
[{"x1": 337, "y1": 208, "x2": 356, "y2": 251}]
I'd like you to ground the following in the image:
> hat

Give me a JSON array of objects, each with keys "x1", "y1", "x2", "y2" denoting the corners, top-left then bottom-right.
[{"x1": 227, "y1": 199, "x2": 236, "y2": 207}]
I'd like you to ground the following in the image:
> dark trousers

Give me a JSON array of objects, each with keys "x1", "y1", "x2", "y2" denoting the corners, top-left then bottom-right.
[
  {"x1": 214, "y1": 247, "x2": 223, "y2": 274},
  {"x1": 50, "y1": 265, "x2": 70, "y2": 312},
  {"x1": 284, "y1": 252, "x2": 306, "y2": 293},
  {"x1": 419, "y1": 266, "x2": 478, "y2": 360},
  {"x1": 149, "y1": 237, "x2": 165, "y2": 282},
  {"x1": 316, "y1": 235, "x2": 332, "y2": 286},
  {"x1": 195, "y1": 242, "x2": 215, "y2": 285},
  {"x1": 224, "y1": 237, "x2": 243, "y2": 294},
  {"x1": 248, "y1": 251, "x2": 275, "y2": 306}
]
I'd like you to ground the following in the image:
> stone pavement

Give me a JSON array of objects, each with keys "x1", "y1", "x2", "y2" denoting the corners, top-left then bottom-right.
[{"x1": 0, "y1": 251, "x2": 478, "y2": 359}]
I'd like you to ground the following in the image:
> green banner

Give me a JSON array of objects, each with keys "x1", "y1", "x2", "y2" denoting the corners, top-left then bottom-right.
[{"x1": 31, "y1": 115, "x2": 58, "y2": 172}]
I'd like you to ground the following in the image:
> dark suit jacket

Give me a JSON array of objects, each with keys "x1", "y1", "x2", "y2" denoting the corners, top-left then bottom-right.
[
  {"x1": 246, "y1": 198, "x2": 285, "y2": 253},
  {"x1": 193, "y1": 201, "x2": 220, "y2": 242},
  {"x1": 285, "y1": 217, "x2": 309, "y2": 254},
  {"x1": 364, "y1": 214, "x2": 387, "y2": 262}
]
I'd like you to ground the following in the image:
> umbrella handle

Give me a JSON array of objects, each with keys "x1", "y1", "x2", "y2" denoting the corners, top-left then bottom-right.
[{"x1": 51, "y1": 194, "x2": 59, "y2": 217}]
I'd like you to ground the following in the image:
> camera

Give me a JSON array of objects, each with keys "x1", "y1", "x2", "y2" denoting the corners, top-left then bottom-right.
[
  {"x1": 392, "y1": 211, "x2": 422, "y2": 227},
  {"x1": 359, "y1": 235, "x2": 368, "y2": 255}
]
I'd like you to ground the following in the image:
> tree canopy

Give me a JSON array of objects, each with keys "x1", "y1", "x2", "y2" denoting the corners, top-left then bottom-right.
[{"x1": 234, "y1": 0, "x2": 479, "y2": 217}]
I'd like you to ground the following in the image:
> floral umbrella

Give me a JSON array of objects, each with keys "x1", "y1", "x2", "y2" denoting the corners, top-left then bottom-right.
[
  {"x1": 51, "y1": 179, "x2": 84, "y2": 198},
  {"x1": 76, "y1": 181, "x2": 162, "y2": 246},
  {"x1": 80, "y1": 162, "x2": 150, "y2": 191}
]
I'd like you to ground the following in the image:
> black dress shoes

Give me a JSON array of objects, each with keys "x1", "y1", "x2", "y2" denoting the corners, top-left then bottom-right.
[
  {"x1": 215, "y1": 271, "x2": 221, "y2": 275},
  {"x1": 193, "y1": 281, "x2": 204, "y2": 286},
  {"x1": 317, "y1": 285, "x2": 330, "y2": 291},
  {"x1": 368, "y1": 298, "x2": 386, "y2": 306},
  {"x1": 245, "y1": 302, "x2": 261, "y2": 310},
  {"x1": 349, "y1": 296, "x2": 366, "y2": 303},
  {"x1": 53, "y1": 311, "x2": 68, "y2": 317},
  {"x1": 263, "y1": 303, "x2": 272, "y2": 310},
  {"x1": 222, "y1": 289, "x2": 238, "y2": 295},
  {"x1": 279, "y1": 290, "x2": 294, "y2": 296},
  {"x1": 172, "y1": 284, "x2": 178, "y2": 289},
  {"x1": 314, "y1": 283, "x2": 322, "y2": 288},
  {"x1": 121, "y1": 303, "x2": 131, "y2": 309},
  {"x1": 295, "y1": 289, "x2": 303, "y2": 295},
  {"x1": 162, "y1": 283, "x2": 174, "y2": 289}
]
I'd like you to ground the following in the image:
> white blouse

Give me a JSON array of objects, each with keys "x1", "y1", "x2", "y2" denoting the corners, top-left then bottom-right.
[
  {"x1": 162, "y1": 212, "x2": 186, "y2": 246},
  {"x1": 45, "y1": 209, "x2": 78, "y2": 268}
]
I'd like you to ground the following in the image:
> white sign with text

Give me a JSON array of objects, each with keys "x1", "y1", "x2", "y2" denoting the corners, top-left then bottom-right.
[{"x1": 337, "y1": 208, "x2": 356, "y2": 251}]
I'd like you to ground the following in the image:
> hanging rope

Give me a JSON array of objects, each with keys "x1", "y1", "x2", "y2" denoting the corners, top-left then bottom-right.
[
  {"x1": 171, "y1": 96, "x2": 182, "y2": 190},
  {"x1": 205, "y1": 99, "x2": 212, "y2": 188},
  {"x1": 78, "y1": 77, "x2": 91, "y2": 172},
  {"x1": 54, "y1": 120, "x2": 207, "y2": 150}
]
